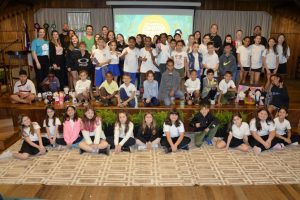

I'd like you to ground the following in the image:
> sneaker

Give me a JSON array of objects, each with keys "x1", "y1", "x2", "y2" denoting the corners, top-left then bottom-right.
[
  {"x1": 98, "y1": 147, "x2": 110, "y2": 156},
  {"x1": 83, "y1": 101, "x2": 89, "y2": 106},
  {"x1": 253, "y1": 146, "x2": 262, "y2": 155},
  {"x1": 164, "y1": 147, "x2": 172, "y2": 154},
  {"x1": 204, "y1": 137, "x2": 213, "y2": 145},
  {"x1": 272, "y1": 143, "x2": 284, "y2": 150},
  {"x1": 152, "y1": 144, "x2": 159, "y2": 149},
  {"x1": 210, "y1": 100, "x2": 215, "y2": 105},
  {"x1": 0, "y1": 150, "x2": 13, "y2": 159},
  {"x1": 137, "y1": 145, "x2": 147, "y2": 151},
  {"x1": 121, "y1": 146, "x2": 131, "y2": 152},
  {"x1": 181, "y1": 145, "x2": 189, "y2": 150},
  {"x1": 291, "y1": 142, "x2": 299, "y2": 146},
  {"x1": 79, "y1": 148, "x2": 85, "y2": 154}
]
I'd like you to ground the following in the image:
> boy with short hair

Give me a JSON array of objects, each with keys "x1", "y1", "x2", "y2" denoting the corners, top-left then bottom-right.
[
  {"x1": 217, "y1": 71, "x2": 237, "y2": 105},
  {"x1": 188, "y1": 42, "x2": 203, "y2": 78},
  {"x1": 10, "y1": 70, "x2": 36, "y2": 104},
  {"x1": 117, "y1": 74, "x2": 137, "y2": 107},
  {"x1": 201, "y1": 69, "x2": 218, "y2": 105},
  {"x1": 203, "y1": 42, "x2": 219, "y2": 77},
  {"x1": 219, "y1": 43, "x2": 237, "y2": 82},
  {"x1": 121, "y1": 36, "x2": 140, "y2": 84},
  {"x1": 190, "y1": 104, "x2": 219, "y2": 147},
  {"x1": 98, "y1": 71, "x2": 118, "y2": 106},
  {"x1": 41, "y1": 70, "x2": 60, "y2": 93},
  {"x1": 158, "y1": 59, "x2": 184, "y2": 106},
  {"x1": 184, "y1": 70, "x2": 200, "y2": 105},
  {"x1": 75, "y1": 70, "x2": 92, "y2": 106}
]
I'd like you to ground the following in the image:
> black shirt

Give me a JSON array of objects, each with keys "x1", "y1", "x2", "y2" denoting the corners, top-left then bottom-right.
[
  {"x1": 208, "y1": 33, "x2": 222, "y2": 56},
  {"x1": 270, "y1": 85, "x2": 289, "y2": 109},
  {"x1": 190, "y1": 112, "x2": 217, "y2": 132},
  {"x1": 136, "y1": 126, "x2": 160, "y2": 143}
]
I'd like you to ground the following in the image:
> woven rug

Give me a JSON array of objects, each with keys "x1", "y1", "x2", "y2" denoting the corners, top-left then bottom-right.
[{"x1": 1, "y1": 136, "x2": 300, "y2": 186}]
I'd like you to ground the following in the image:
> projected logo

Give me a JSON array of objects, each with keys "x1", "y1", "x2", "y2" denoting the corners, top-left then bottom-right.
[{"x1": 138, "y1": 16, "x2": 170, "y2": 37}]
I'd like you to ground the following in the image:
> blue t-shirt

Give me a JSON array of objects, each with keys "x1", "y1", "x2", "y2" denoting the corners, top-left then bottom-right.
[{"x1": 31, "y1": 39, "x2": 49, "y2": 56}]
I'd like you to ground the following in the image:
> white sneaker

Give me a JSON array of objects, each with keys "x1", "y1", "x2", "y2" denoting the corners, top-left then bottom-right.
[
  {"x1": 0, "y1": 150, "x2": 13, "y2": 159},
  {"x1": 210, "y1": 100, "x2": 215, "y2": 105},
  {"x1": 152, "y1": 144, "x2": 159, "y2": 149},
  {"x1": 137, "y1": 145, "x2": 146, "y2": 150},
  {"x1": 291, "y1": 142, "x2": 299, "y2": 146}
]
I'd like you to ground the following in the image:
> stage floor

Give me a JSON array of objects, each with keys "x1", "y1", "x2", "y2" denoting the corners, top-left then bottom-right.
[{"x1": 1, "y1": 137, "x2": 300, "y2": 187}]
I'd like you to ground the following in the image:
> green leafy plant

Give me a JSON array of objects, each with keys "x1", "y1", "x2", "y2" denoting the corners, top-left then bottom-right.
[
  {"x1": 130, "y1": 111, "x2": 145, "y2": 126},
  {"x1": 153, "y1": 111, "x2": 168, "y2": 129},
  {"x1": 95, "y1": 109, "x2": 117, "y2": 127}
]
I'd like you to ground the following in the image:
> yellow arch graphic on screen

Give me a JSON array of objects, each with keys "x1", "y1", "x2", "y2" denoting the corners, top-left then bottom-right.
[{"x1": 138, "y1": 15, "x2": 170, "y2": 37}]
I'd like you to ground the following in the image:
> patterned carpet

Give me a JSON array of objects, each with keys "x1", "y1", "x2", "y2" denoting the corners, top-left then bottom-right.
[{"x1": 1, "y1": 136, "x2": 300, "y2": 186}]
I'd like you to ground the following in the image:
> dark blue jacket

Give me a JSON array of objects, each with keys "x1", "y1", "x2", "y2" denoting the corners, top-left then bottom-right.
[{"x1": 188, "y1": 52, "x2": 203, "y2": 71}]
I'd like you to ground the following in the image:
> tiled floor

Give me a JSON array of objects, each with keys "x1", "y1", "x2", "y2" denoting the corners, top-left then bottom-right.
[{"x1": 1, "y1": 138, "x2": 300, "y2": 186}]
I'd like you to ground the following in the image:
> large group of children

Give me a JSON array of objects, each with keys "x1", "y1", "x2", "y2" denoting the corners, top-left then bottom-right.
[
  {"x1": 3, "y1": 22, "x2": 297, "y2": 160},
  {"x1": 0, "y1": 104, "x2": 299, "y2": 160},
  {"x1": 10, "y1": 23, "x2": 290, "y2": 112}
]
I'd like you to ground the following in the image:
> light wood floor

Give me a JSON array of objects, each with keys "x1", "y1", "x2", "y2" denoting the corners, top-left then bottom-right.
[{"x1": 1, "y1": 184, "x2": 300, "y2": 200}]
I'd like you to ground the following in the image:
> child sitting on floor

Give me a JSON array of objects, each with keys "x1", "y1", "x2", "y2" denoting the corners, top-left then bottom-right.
[
  {"x1": 184, "y1": 69, "x2": 201, "y2": 105},
  {"x1": 10, "y1": 70, "x2": 36, "y2": 104},
  {"x1": 143, "y1": 70, "x2": 160, "y2": 107},
  {"x1": 217, "y1": 71, "x2": 237, "y2": 106},
  {"x1": 190, "y1": 104, "x2": 219, "y2": 147},
  {"x1": 97, "y1": 71, "x2": 118, "y2": 106},
  {"x1": 117, "y1": 74, "x2": 137, "y2": 108},
  {"x1": 75, "y1": 70, "x2": 93, "y2": 106}
]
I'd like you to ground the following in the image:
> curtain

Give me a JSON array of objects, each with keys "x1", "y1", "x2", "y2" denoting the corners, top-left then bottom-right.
[
  {"x1": 34, "y1": 8, "x2": 113, "y2": 35},
  {"x1": 193, "y1": 10, "x2": 272, "y2": 40}
]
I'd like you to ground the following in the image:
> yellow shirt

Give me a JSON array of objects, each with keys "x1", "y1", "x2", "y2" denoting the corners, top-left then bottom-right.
[{"x1": 99, "y1": 80, "x2": 118, "y2": 95}]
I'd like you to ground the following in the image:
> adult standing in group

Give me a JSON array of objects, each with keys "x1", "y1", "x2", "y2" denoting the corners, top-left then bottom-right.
[
  {"x1": 31, "y1": 28, "x2": 50, "y2": 92},
  {"x1": 49, "y1": 30, "x2": 67, "y2": 90},
  {"x1": 59, "y1": 23, "x2": 69, "y2": 49},
  {"x1": 81, "y1": 25, "x2": 94, "y2": 53},
  {"x1": 250, "y1": 25, "x2": 268, "y2": 47},
  {"x1": 101, "y1": 26, "x2": 109, "y2": 42},
  {"x1": 208, "y1": 24, "x2": 223, "y2": 57}
]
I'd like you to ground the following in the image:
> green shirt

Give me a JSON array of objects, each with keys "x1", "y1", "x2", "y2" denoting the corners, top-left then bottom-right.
[{"x1": 81, "y1": 35, "x2": 94, "y2": 53}]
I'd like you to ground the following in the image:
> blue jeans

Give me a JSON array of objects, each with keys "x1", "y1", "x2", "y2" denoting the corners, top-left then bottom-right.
[
  {"x1": 119, "y1": 88, "x2": 136, "y2": 107},
  {"x1": 143, "y1": 97, "x2": 160, "y2": 107},
  {"x1": 163, "y1": 90, "x2": 184, "y2": 106}
]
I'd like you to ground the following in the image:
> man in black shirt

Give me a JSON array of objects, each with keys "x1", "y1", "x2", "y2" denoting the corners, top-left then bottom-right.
[
  {"x1": 208, "y1": 24, "x2": 223, "y2": 57},
  {"x1": 59, "y1": 23, "x2": 69, "y2": 49},
  {"x1": 250, "y1": 25, "x2": 268, "y2": 47}
]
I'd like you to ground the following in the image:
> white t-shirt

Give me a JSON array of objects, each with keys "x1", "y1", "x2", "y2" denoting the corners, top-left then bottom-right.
[
  {"x1": 75, "y1": 79, "x2": 91, "y2": 94},
  {"x1": 171, "y1": 51, "x2": 187, "y2": 70},
  {"x1": 157, "y1": 43, "x2": 170, "y2": 64},
  {"x1": 13, "y1": 79, "x2": 36, "y2": 95},
  {"x1": 219, "y1": 79, "x2": 236, "y2": 94},
  {"x1": 163, "y1": 121, "x2": 185, "y2": 138},
  {"x1": 231, "y1": 122, "x2": 250, "y2": 139},
  {"x1": 184, "y1": 78, "x2": 200, "y2": 93},
  {"x1": 276, "y1": 44, "x2": 290, "y2": 64},
  {"x1": 236, "y1": 46, "x2": 251, "y2": 67},
  {"x1": 119, "y1": 83, "x2": 137, "y2": 105},
  {"x1": 274, "y1": 117, "x2": 291, "y2": 135},
  {"x1": 199, "y1": 44, "x2": 208, "y2": 55},
  {"x1": 92, "y1": 48, "x2": 111, "y2": 68},
  {"x1": 110, "y1": 51, "x2": 119, "y2": 64},
  {"x1": 192, "y1": 52, "x2": 200, "y2": 70},
  {"x1": 262, "y1": 49, "x2": 278, "y2": 70},
  {"x1": 250, "y1": 119, "x2": 275, "y2": 136},
  {"x1": 139, "y1": 48, "x2": 159, "y2": 73},
  {"x1": 23, "y1": 122, "x2": 40, "y2": 141},
  {"x1": 122, "y1": 47, "x2": 140, "y2": 73},
  {"x1": 43, "y1": 117, "x2": 61, "y2": 138},
  {"x1": 203, "y1": 52, "x2": 219, "y2": 76},
  {"x1": 250, "y1": 44, "x2": 265, "y2": 69}
]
